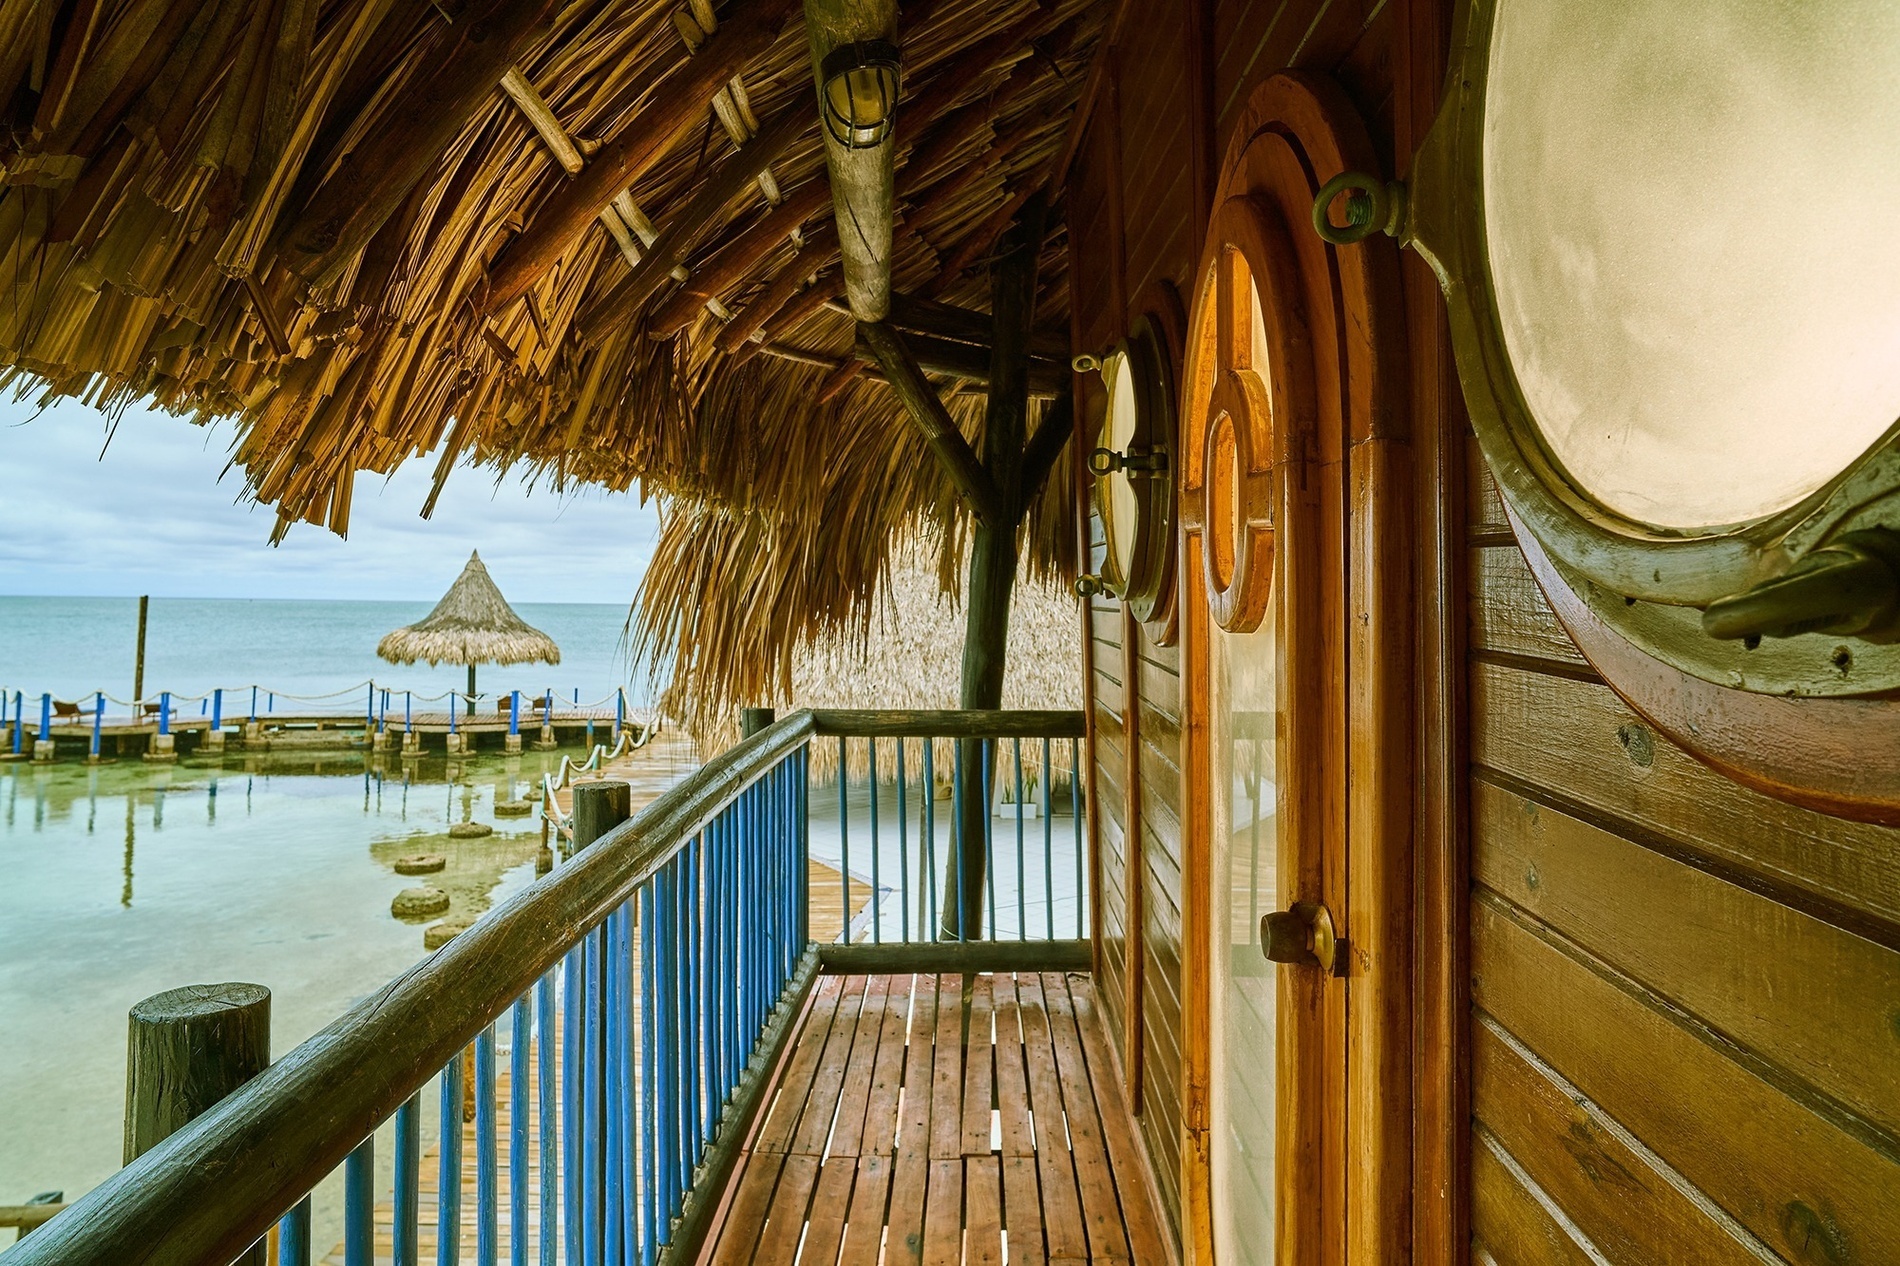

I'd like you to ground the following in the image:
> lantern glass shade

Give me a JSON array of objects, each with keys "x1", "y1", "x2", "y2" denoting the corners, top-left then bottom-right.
[
  {"x1": 821, "y1": 41, "x2": 901, "y2": 150},
  {"x1": 1482, "y1": 0, "x2": 1900, "y2": 530}
]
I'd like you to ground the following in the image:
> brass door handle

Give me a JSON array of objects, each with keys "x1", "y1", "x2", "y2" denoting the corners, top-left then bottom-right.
[{"x1": 1261, "y1": 901, "x2": 1345, "y2": 975}]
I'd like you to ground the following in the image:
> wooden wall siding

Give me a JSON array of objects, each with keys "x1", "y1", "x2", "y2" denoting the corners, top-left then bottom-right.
[{"x1": 1465, "y1": 449, "x2": 1900, "y2": 1265}]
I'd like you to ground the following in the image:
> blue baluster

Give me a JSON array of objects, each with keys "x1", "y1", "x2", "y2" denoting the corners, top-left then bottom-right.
[
  {"x1": 604, "y1": 913, "x2": 622, "y2": 1266},
  {"x1": 440, "y1": 1050, "x2": 465, "y2": 1266},
  {"x1": 868, "y1": 741, "x2": 881, "y2": 944},
  {"x1": 537, "y1": 971, "x2": 558, "y2": 1266},
  {"x1": 799, "y1": 746, "x2": 811, "y2": 946},
  {"x1": 640, "y1": 880, "x2": 658, "y2": 1266},
  {"x1": 1043, "y1": 737, "x2": 1055, "y2": 941},
  {"x1": 512, "y1": 998, "x2": 531, "y2": 1266},
  {"x1": 1072, "y1": 737, "x2": 1085, "y2": 937},
  {"x1": 510, "y1": 690, "x2": 521, "y2": 739},
  {"x1": 395, "y1": 1092, "x2": 421, "y2": 1266},
  {"x1": 39, "y1": 692, "x2": 51, "y2": 746},
  {"x1": 344, "y1": 1136, "x2": 374, "y2": 1266},
  {"x1": 211, "y1": 688, "x2": 222, "y2": 736},
  {"x1": 614, "y1": 688, "x2": 625, "y2": 743},
  {"x1": 1015, "y1": 737, "x2": 1026, "y2": 942},
  {"x1": 837, "y1": 737, "x2": 850, "y2": 943},
  {"x1": 277, "y1": 1195, "x2": 312, "y2": 1266},
  {"x1": 250, "y1": 686, "x2": 258, "y2": 722},
  {"x1": 158, "y1": 691, "x2": 170, "y2": 737},
  {"x1": 950, "y1": 748, "x2": 964, "y2": 939},
  {"x1": 477, "y1": 1024, "x2": 498, "y2": 1266},
  {"x1": 563, "y1": 947, "x2": 582, "y2": 1266},
  {"x1": 91, "y1": 693, "x2": 103, "y2": 761},
  {"x1": 896, "y1": 739, "x2": 909, "y2": 942},
  {"x1": 983, "y1": 740, "x2": 996, "y2": 940},
  {"x1": 367, "y1": 682, "x2": 376, "y2": 731},
  {"x1": 583, "y1": 929, "x2": 602, "y2": 1266}
]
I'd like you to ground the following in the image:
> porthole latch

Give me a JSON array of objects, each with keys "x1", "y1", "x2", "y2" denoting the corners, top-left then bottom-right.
[
  {"x1": 1089, "y1": 445, "x2": 1169, "y2": 480},
  {"x1": 1702, "y1": 530, "x2": 1900, "y2": 642}
]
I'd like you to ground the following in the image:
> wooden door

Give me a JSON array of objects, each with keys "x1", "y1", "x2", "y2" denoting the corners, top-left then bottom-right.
[{"x1": 1178, "y1": 73, "x2": 1411, "y2": 1266}]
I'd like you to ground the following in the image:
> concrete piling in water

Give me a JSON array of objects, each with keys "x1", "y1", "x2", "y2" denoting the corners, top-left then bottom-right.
[{"x1": 32, "y1": 693, "x2": 54, "y2": 762}]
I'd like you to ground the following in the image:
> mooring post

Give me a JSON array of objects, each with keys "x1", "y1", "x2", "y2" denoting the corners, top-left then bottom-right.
[
  {"x1": 570, "y1": 780, "x2": 632, "y2": 854},
  {"x1": 33, "y1": 692, "x2": 53, "y2": 762},
  {"x1": 506, "y1": 691, "x2": 522, "y2": 754},
  {"x1": 537, "y1": 688, "x2": 555, "y2": 750},
  {"x1": 90, "y1": 693, "x2": 104, "y2": 763},
  {"x1": 148, "y1": 691, "x2": 176, "y2": 763},
  {"x1": 9, "y1": 691, "x2": 21, "y2": 757},
  {"x1": 124, "y1": 983, "x2": 271, "y2": 1265},
  {"x1": 205, "y1": 689, "x2": 225, "y2": 755},
  {"x1": 614, "y1": 688, "x2": 625, "y2": 743}
]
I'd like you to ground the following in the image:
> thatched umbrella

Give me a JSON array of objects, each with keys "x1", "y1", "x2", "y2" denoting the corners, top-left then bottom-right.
[{"x1": 378, "y1": 552, "x2": 561, "y2": 700}]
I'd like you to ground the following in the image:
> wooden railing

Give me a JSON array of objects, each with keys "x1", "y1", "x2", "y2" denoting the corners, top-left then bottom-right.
[{"x1": 7, "y1": 709, "x2": 1087, "y2": 1266}]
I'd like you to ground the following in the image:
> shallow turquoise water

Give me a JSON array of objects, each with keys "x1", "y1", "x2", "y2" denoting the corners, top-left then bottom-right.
[{"x1": 0, "y1": 745, "x2": 590, "y2": 1215}]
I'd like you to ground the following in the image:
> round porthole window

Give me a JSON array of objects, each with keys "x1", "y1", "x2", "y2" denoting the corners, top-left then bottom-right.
[
  {"x1": 1380, "y1": 0, "x2": 1900, "y2": 699},
  {"x1": 1087, "y1": 316, "x2": 1178, "y2": 626}
]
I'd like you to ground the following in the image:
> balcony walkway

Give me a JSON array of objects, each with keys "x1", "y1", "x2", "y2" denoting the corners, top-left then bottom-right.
[{"x1": 701, "y1": 971, "x2": 1169, "y2": 1265}]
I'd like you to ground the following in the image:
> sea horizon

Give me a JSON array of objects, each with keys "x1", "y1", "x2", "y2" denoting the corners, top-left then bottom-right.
[{"x1": 0, "y1": 594, "x2": 655, "y2": 708}]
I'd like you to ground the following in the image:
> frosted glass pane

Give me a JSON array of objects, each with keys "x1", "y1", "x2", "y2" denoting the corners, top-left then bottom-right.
[
  {"x1": 1484, "y1": 0, "x2": 1900, "y2": 529},
  {"x1": 1209, "y1": 590, "x2": 1277, "y2": 1264},
  {"x1": 1102, "y1": 351, "x2": 1139, "y2": 585}
]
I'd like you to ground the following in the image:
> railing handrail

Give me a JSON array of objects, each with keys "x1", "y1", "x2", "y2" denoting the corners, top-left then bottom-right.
[
  {"x1": 809, "y1": 708, "x2": 1085, "y2": 738},
  {"x1": 7, "y1": 710, "x2": 818, "y2": 1266}
]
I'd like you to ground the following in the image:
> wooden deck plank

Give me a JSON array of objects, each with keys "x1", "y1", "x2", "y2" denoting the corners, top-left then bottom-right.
[
  {"x1": 883, "y1": 1154, "x2": 931, "y2": 1266},
  {"x1": 791, "y1": 976, "x2": 868, "y2": 1156},
  {"x1": 753, "y1": 1153, "x2": 821, "y2": 1266},
  {"x1": 896, "y1": 975, "x2": 938, "y2": 1160},
  {"x1": 857, "y1": 972, "x2": 911, "y2": 1158},
  {"x1": 1017, "y1": 974, "x2": 1089, "y2": 1262},
  {"x1": 839, "y1": 1153, "x2": 894, "y2": 1266},
  {"x1": 1070, "y1": 974, "x2": 1172, "y2": 1264},
  {"x1": 827, "y1": 974, "x2": 890, "y2": 1158},
  {"x1": 993, "y1": 976, "x2": 1036, "y2": 1157},
  {"x1": 710, "y1": 1149, "x2": 788, "y2": 1266},
  {"x1": 922, "y1": 1157, "x2": 965, "y2": 1262},
  {"x1": 929, "y1": 974, "x2": 967, "y2": 1160},
  {"x1": 966, "y1": 1155, "x2": 1005, "y2": 1265},
  {"x1": 1043, "y1": 972, "x2": 1132, "y2": 1262},
  {"x1": 962, "y1": 974, "x2": 997, "y2": 1155},
  {"x1": 798, "y1": 1159, "x2": 858, "y2": 1266},
  {"x1": 1002, "y1": 1153, "x2": 1048, "y2": 1266},
  {"x1": 754, "y1": 975, "x2": 847, "y2": 1154}
]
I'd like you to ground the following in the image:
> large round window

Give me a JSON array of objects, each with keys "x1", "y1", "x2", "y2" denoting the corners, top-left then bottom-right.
[{"x1": 1391, "y1": 0, "x2": 1900, "y2": 700}]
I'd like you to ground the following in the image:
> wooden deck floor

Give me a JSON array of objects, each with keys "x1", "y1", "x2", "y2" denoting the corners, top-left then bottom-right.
[{"x1": 703, "y1": 972, "x2": 1168, "y2": 1265}]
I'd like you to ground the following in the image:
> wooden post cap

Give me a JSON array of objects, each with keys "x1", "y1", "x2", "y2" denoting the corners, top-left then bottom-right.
[
  {"x1": 570, "y1": 780, "x2": 632, "y2": 851},
  {"x1": 125, "y1": 983, "x2": 271, "y2": 1165}
]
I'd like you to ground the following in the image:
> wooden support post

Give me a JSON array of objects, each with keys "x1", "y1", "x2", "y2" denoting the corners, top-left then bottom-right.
[
  {"x1": 133, "y1": 595, "x2": 147, "y2": 708},
  {"x1": 941, "y1": 195, "x2": 1046, "y2": 940},
  {"x1": 857, "y1": 320, "x2": 1005, "y2": 527},
  {"x1": 124, "y1": 984, "x2": 272, "y2": 1265},
  {"x1": 570, "y1": 780, "x2": 632, "y2": 853},
  {"x1": 740, "y1": 707, "x2": 777, "y2": 738}
]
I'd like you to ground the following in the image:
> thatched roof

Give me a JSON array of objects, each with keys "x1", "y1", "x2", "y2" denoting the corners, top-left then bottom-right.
[
  {"x1": 0, "y1": 0, "x2": 1110, "y2": 715},
  {"x1": 378, "y1": 550, "x2": 561, "y2": 666}
]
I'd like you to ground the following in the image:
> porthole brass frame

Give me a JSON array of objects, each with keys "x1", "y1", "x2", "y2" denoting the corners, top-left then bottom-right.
[
  {"x1": 1400, "y1": 0, "x2": 1900, "y2": 698},
  {"x1": 1089, "y1": 312, "x2": 1180, "y2": 629}
]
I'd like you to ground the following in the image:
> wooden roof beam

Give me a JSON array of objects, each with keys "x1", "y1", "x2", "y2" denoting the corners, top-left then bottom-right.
[
  {"x1": 804, "y1": 0, "x2": 899, "y2": 321},
  {"x1": 498, "y1": 69, "x2": 648, "y2": 269},
  {"x1": 716, "y1": 229, "x2": 838, "y2": 355},
  {"x1": 884, "y1": 292, "x2": 1069, "y2": 362},
  {"x1": 853, "y1": 326, "x2": 1065, "y2": 395},
  {"x1": 857, "y1": 319, "x2": 1004, "y2": 527},
  {"x1": 574, "y1": 103, "x2": 811, "y2": 340},
  {"x1": 480, "y1": 0, "x2": 802, "y2": 313},
  {"x1": 641, "y1": 174, "x2": 831, "y2": 337}
]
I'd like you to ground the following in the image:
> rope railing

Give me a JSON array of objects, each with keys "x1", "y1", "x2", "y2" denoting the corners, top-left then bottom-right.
[{"x1": 540, "y1": 722, "x2": 665, "y2": 833}]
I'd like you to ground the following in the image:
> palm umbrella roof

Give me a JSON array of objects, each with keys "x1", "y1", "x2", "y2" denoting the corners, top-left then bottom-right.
[{"x1": 377, "y1": 552, "x2": 561, "y2": 668}]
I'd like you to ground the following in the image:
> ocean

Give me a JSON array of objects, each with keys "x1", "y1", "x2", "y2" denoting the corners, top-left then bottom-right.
[{"x1": 0, "y1": 595, "x2": 653, "y2": 710}]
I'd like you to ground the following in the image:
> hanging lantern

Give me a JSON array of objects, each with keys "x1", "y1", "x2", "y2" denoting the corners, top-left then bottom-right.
[{"x1": 819, "y1": 40, "x2": 902, "y2": 149}]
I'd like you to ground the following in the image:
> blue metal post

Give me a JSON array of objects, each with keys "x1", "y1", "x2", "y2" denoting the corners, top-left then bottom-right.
[
  {"x1": 896, "y1": 740, "x2": 909, "y2": 942},
  {"x1": 509, "y1": 690, "x2": 521, "y2": 737},
  {"x1": 395, "y1": 1092, "x2": 421, "y2": 1266},
  {"x1": 406, "y1": 691, "x2": 413, "y2": 731},
  {"x1": 614, "y1": 688, "x2": 625, "y2": 742},
  {"x1": 344, "y1": 1137, "x2": 374, "y2": 1266},
  {"x1": 512, "y1": 998, "x2": 530, "y2": 1266},
  {"x1": 477, "y1": 1024, "x2": 498, "y2": 1266},
  {"x1": 450, "y1": 692, "x2": 458, "y2": 736},
  {"x1": 91, "y1": 693, "x2": 104, "y2": 760},
  {"x1": 211, "y1": 688, "x2": 222, "y2": 734},
  {"x1": 868, "y1": 742, "x2": 881, "y2": 944},
  {"x1": 640, "y1": 881, "x2": 658, "y2": 1265},
  {"x1": 1072, "y1": 738, "x2": 1085, "y2": 937},
  {"x1": 157, "y1": 691, "x2": 170, "y2": 738},
  {"x1": 983, "y1": 740, "x2": 996, "y2": 940},
  {"x1": 277, "y1": 1196, "x2": 312, "y2": 1266},
  {"x1": 439, "y1": 1050, "x2": 464, "y2": 1266},
  {"x1": 536, "y1": 972, "x2": 558, "y2": 1266},
  {"x1": 250, "y1": 686, "x2": 258, "y2": 722},
  {"x1": 562, "y1": 948, "x2": 582, "y2": 1266},
  {"x1": 10, "y1": 692, "x2": 19, "y2": 754},
  {"x1": 381, "y1": 689, "x2": 390, "y2": 735},
  {"x1": 367, "y1": 682, "x2": 376, "y2": 730},
  {"x1": 838, "y1": 737, "x2": 850, "y2": 943},
  {"x1": 1043, "y1": 736, "x2": 1055, "y2": 940},
  {"x1": 1015, "y1": 737, "x2": 1026, "y2": 941},
  {"x1": 604, "y1": 912, "x2": 623, "y2": 1266},
  {"x1": 39, "y1": 692, "x2": 51, "y2": 744},
  {"x1": 583, "y1": 930, "x2": 603, "y2": 1266}
]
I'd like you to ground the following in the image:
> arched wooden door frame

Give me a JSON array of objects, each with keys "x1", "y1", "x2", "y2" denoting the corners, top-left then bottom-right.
[{"x1": 1178, "y1": 71, "x2": 1413, "y2": 1266}]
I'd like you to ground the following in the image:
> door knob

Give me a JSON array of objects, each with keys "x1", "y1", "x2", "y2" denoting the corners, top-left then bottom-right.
[{"x1": 1261, "y1": 901, "x2": 1344, "y2": 975}]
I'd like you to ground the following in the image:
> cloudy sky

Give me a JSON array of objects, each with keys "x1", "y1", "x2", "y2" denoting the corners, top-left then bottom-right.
[{"x1": 0, "y1": 395, "x2": 661, "y2": 604}]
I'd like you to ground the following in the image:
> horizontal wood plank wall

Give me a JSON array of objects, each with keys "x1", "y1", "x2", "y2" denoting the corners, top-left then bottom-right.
[{"x1": 1465, "y1": 437, "x2": 1900, "y2": 1266}]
